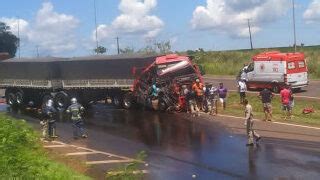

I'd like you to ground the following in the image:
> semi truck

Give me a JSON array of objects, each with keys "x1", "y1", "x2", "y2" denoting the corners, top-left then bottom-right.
[
  {"x1": 239, "y1": 51, "x2": 308, "y2": 92},
  {"x1": 0, "y1": 54, "x2": 203, "y2": 111}
]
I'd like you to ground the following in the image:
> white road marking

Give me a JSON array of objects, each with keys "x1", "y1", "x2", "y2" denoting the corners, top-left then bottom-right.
[
  {"x1": 107, "y1": 170, "x2": 149, "y2": 176},
  {"x1": 44, "y1": 144, "x2": 68, "y2": 148},
  {"x1": 69, "y1": 145, "x2": 139, "y2": 162},
  {"x1": 86, "y1": 159, "x2": 134, "y2": 165},
  {"x1": 65, "y1": 151, "x2": 99, "y2": 156},
  {"x1": 217, "y1": 114, "x2": 320, "y2": 130}
]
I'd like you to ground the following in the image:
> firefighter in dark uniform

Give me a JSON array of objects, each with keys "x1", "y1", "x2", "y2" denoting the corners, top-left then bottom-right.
[
  {"x1": 42, "y1": 99, "x2": 58, "y2": 139},
  {"x1": 66, "y1": 98, "x2": 87, "y2": 139}
]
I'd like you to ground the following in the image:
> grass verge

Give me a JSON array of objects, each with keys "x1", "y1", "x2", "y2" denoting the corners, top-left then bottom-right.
[
  {"x1": 186, "y1": 45, "x2": 320, "y2": 79},
  {"x1": 218, "y1": 92, "x2": 320, "y2": 127},
  {"x1": 0, "y1": 113, "x2": 90, "y2": 179}
]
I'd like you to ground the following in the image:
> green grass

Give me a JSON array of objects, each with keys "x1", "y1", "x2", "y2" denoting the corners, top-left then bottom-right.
[
  {"x1": 219, "y1": 92, "x2": 320, "y2": 127},
  {"x1": 0, "y1": 113, "x2": 91, "y2": 179},
  {"x1": 186, "y1": 45, "x2": 320, "y2": 79}
]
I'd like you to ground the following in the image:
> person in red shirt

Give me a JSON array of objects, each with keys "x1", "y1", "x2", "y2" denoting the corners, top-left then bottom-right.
[{"x1": 280, "y1": 85, "x2": 292, "y2": 120}]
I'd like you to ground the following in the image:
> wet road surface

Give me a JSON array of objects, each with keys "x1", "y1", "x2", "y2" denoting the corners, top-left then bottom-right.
[{"x1": 1, "y1": 103, "x2": 320, "y2": 179}]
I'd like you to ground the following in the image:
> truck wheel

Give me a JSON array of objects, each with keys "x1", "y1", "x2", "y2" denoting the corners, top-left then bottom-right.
[
  {"x1": 122, "y1": 93, "x2": 132, "y2": 109},
  {"x1": 54, "y1": 91, "x2": 69, "y2": 109},
  {"x1": 42, "y1": 94, "x2": 53, "y2": 107},
  {"x1": 112, "y1": 96, "x2": 122, "y2": 108},
  {"x1": 15, "y1": 91, "x2": 24, "y2": 106},
  {"x1": 6, "y1": 92, "x2": 16, "y2": 106},
  {"x1": 158, "y1": 99, "x2": 167, "y2": 112},
  {"x1": 271, "y1": 84, "x2": 280, "y2": 93}
]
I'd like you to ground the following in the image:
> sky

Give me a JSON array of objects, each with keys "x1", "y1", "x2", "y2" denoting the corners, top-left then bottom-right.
[{"x1": 0, "y1": 0, "x2": 320, "y2": 57}]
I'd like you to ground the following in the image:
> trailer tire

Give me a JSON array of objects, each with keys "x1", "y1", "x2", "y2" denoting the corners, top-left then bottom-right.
[
  {"x1": 6, "y1": 92, "x2": 16, "y2": 106},
  {"x1": 112, "y1": 96, "x2": 122, "y2": 108},
  {"x1": 42, "y1": 94, "x2": 53, "y2": 107},
  {"x1": 158, "y1": 98, "x2": 167, "y2": 112},
  {"x1": 15, "y1": 91, "x2": 24, "y2": 106},
  {"x1": 54, "y1": 91, "x2": 69, "y2": 109},
  {"x1": 271, "y1": 84, "x2": 280, "y2": 93},
  {"x1": 122, "y1": 93, "x2": 133, "y2": 109}
]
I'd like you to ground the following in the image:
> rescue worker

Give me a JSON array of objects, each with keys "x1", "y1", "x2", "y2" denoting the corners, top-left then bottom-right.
[
  {"x1": 205, "y1": 83, "x2": 218, "y2": 115},
  {"x1": 184, "y1": 86, "x2": 199, "y2": 116},
  {"x1": 42, "y1": 99, "x2": 58, "y2": 139},
  {"x1": 66, "y1": 98, "x2": 87, "y2": 139},
  {"x1": 192, "y1": 78, "x2": 204, "y2": 111},
  {"x1": 244, "y1": 99, "x2": 261, "y2": 146}
]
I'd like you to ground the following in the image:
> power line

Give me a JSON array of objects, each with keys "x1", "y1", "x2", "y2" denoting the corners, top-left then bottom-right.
[{"x1": 247, "y1": 19, "x2": 253, "y2": 50}]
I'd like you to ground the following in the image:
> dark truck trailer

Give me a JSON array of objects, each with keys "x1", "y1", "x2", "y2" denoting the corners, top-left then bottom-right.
[{"x1": 0, "y1": 55, "x2": 156, "y2": 108}]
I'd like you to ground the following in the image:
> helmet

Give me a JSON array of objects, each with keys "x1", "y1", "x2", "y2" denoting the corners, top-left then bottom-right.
[
  {"x1": 195, "y1": 79, "x2": 200, "y2": 83},
  {"x1": 71, "y1": 98, "x2": 77, "y2": 104},
  {"x1": 46, "y1": 99, "x2": 54, "y2": 107}
]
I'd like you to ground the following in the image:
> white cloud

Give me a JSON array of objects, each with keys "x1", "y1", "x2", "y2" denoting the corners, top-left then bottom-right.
[
  {"x1": 303, "y1": 0, "x2": 320, "y2": 24},
  {"x1": 94, "y1": 0, "x2": 164, "y2": 42},
  {"x1": 0, "y1": 17, "x2": 29, "y2": 36},
  {"x1": 1, "y1": 2, "x2": 79, "y2": 55},
  {"x1": 191, "y1": 0, "x2": 290, "y2": 38}
]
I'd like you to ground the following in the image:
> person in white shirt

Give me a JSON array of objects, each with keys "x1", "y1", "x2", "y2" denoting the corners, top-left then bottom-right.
[{"x1": 238, "y1": 79, "x2": 247, "y2": 104}]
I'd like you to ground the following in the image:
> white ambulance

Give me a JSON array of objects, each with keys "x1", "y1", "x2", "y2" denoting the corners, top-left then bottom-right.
[{"x1": 241, "y1": 51, "x2": 308, "y2": 93}]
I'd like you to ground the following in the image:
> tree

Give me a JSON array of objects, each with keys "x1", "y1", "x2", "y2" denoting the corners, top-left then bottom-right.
[
  {"x1": 155, "y1": 40, "x2": 171, "y2": 54},
  {"x1": 0, "y1": 22, "x2": 19, "y2": 58},
  {"x1": 94, "y1": 46, "x2": 107, "y2": 54},
  {"x1": 120, "y1": 47, "x2": 135, "y2": 54}
]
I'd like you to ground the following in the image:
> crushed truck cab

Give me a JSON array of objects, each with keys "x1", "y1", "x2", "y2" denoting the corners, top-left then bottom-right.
[{"x1": 241, "y1": 51, "x2": 308, "y2": 93}]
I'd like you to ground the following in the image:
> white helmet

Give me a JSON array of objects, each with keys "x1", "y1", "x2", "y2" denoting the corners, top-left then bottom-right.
[
  {"x1": 71, "y1": 98, "x2": 77, "y2": 104},
  {"x1": 46, "y1": 99, "x2": 54, "y2": 107}
]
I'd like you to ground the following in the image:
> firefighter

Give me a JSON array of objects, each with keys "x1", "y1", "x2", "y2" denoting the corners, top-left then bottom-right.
[
  {"x1": 42, "y1": 99, "x2": 58, "y2": 139},
  {"x1": 192, "y1": 78, "x2": 204, "y2": 111},
  {"x1": 66, "y1": 98, "x2": 87, "y2": 139},
  {"x1": 244, "y1": 99, "x2": 261, "y2": 146}
]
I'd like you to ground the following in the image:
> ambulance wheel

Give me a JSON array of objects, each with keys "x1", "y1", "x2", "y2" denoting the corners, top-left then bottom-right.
[{"x1": 271, "y1": 84, "x2": 280, "y2": 93}]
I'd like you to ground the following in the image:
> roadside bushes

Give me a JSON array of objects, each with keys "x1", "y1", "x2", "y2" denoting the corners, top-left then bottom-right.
[
  {"x1": 0, "y1": 113, "x2": 90, "y2": 179},
  {"x1": 188, "y1": 45, "x2": 320, "y2": 79}
]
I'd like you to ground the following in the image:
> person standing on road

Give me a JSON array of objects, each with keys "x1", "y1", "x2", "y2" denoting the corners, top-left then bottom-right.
[
  {"x1": 280, "y1": 85, "x2": 292, "y2": 120},
  {"x1": 258, "y1": 88, "x2": 274, "y2": 121},
  {"x1": 244, "y1": 99, "x2": 261, "y2": 146},
  {"x1": 66, "y1": 98, "x2": 87, "y2": 139},
  {"x1": 42, "y1": 99, "x2": 58, "y2": 139},
  {"x1": 205, "y1": 83, "x2": 218, "y2": 115},
  {"x1": 218, "y1": 82, "x2": 228, "y2": 110},
  {"x1": 192, "y1": 78, "x2": 204, "y2": 111},
  {"x1": 185, "y1": 87, "x2": 199, "y2": 117},
  {"x1": 238, "y1": 79, "x2": 247, "y2": 104},
  {"x1": 288, "y1": 86, "x2": 295, "y2": 112}
]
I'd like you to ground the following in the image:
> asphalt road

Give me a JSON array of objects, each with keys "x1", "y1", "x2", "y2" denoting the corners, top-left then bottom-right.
[
  {"x1": 2, "y1": 103, "x2": 319, "y2": 180},
  {"x1": 203, "y1": 76, "x2": 320, "y2": 98}
]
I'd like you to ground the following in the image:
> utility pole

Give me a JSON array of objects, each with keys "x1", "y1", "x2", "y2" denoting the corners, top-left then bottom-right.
[
  {"x1": 94, "y1": 0, "x2": 99, "y2": 52},
  {"x1": 247, "y1": 19, "x2": 253, "y2": 50},
  {"x1": 36, "y1": 46, "x2": 39, "y2": 58},
  {"x1": 292, "y1": 0, "x2": 297, "y2": 52},
  {"x1": 17, "y1": 17, "x2": 21, "y2": 59},
  {"x1": 116, "y1": 37, "x2": 120, "y2": 54}
]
